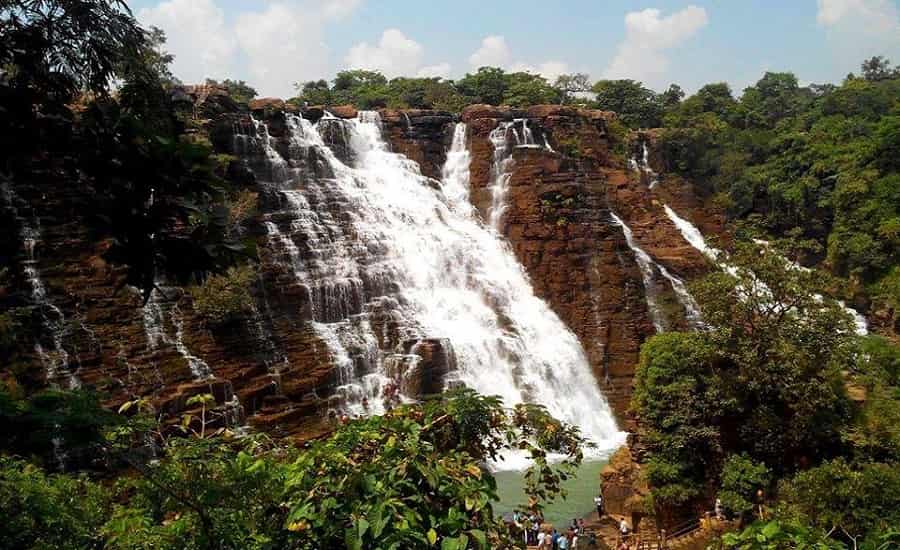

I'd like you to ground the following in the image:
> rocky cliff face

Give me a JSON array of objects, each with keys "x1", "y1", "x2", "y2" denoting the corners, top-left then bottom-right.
[{"x1": 2, "y1": 96, "x2": 714, "y2": 442}]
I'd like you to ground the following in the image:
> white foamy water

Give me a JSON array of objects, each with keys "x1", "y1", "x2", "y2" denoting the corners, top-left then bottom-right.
[
  {"x1": 141, "y1": 287, "x2": 214, "y2": 380},
  {"x1": 611, "y1": 212, "x2": 703, "y2": 331},
  {"x1": 19, "y1": 223, "x2": 80, "y2": 389},
  {"x1": 666, "y1": 206, "x2": 867, "y2": 335},
  {"x1": 240, "y1": 113, "x2": 625, "y2": 462},
  {"x1": 630, "y1": 141, "x2": 659, "y2": 189}
]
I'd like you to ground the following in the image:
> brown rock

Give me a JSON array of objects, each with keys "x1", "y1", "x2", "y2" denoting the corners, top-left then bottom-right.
[
  {"x1": 249, "y1": 97, "x2": 286, "y2": 111},
  {"x1": 328, "y1": 104, "x2": 358, "y2": 119}
]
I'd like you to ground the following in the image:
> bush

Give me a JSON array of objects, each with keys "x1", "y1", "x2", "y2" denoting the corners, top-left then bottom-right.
[
  {"x1": 190, "y1": 265, "x2": 256, "y2": 325},
  {"x1": 0, "y1": 457, "x2": 110, "y2": 549},
  {"x1": 778, "y1": 459, "x2": 900, "y2": 545},
  {"x1": 719, "y1": 454, "x2": 770, "y2": 517}
]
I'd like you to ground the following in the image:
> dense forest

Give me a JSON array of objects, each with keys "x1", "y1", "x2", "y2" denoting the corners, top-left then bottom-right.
[{"x1": 1, "y1": 1, "x2": 899, "y2": 549}]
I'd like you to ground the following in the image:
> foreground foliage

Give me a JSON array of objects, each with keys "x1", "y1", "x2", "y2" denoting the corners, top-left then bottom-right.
[
  {"x1": 0, "y1": 389, "x2": 585, "y2": 549},
  {"x1": 632, "y1": 240, "x2": 900, "y2": 546}
]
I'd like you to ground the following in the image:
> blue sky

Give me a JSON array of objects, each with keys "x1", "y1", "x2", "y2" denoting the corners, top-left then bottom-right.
[{"x1": 130, "y1": 0, "x2": 900, "y2": 97}]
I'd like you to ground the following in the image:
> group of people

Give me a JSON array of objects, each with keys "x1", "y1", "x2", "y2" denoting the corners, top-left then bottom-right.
[{"x1": 512, "y1": 512, "x2": 597, "y2": 549}]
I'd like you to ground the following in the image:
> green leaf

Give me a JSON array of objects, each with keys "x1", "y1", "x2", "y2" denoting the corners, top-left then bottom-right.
[
  {"x1": 440, "y1": 538, "x2": 459, "y2": 550},
  {"x1": 427, "y1": 528, "x2": 437, "y2": 546},
  {"x1": 356, "y1": 518, "x2": 369, "y2": 538},
  {"x1": 345, "y1": 527, "x2": 362, "y2": 550},
  {"x1": 761, "y1": 521, "x2": 781, "y2": 539},
  {"x1": 469, "y1": 529, "x2": 487, "y2": 549}
]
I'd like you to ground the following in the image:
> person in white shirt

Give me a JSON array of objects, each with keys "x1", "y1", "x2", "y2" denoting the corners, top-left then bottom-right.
[{"x1": 594, "y1": 493, "x2": 604, "y2": 517}]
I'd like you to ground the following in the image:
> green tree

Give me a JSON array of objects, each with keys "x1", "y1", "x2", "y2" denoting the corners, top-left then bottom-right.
[
  {"x1": 2, "y1": 389, "x2": 586, "y2": 549},
  {"x1": 296, "y1": 79, "x2": 333, "y2": 105},
  {"x1": 553, "y1": 73, "x2": 592, "y2": 104},
  {"x1": 719, "y1": 454, "x2": 771, "y2": 518},
  {"x1": 861, "y1": 55, "x2": 897, "y2": 82},
  {"x1": 502, "y1": 72, "x2": 561, "y2": 107},
  {"x1": 456, "y1": 67, "x2": 509, "y2": 105},
  {"x1": 632, "y1": 332, "x2": 726, "y2": 511},
  {"x1": 660, "y1": 83, "x2": 685, "y2": 109},
  {"x1": 590, "y1": 79, "x2": 663, "y2": 128},
  {"x1": 722, "y1": 519, "x2": 845, "y2": 550},
  {"x1": 741, "y1": 72, "x2": 809, "y2": 128},
  {"x1": 779, "y1": 459, "x2": 900, "y2": 547},
  {"x1": 207, "y1": 78, "x2": 258, "y2": 103}
]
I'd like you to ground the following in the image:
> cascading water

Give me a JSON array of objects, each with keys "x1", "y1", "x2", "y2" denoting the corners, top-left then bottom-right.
[
  {"x1": 441, "y1": 123, "x2": 473, "y2": 214},
  {"x1": 611, "y1": 213, "x2": 666, "y2": 332},
  {"x1": 610, "y1": 212, "x2": 703, "y2": 331},
  {"x1": 664, "y1": 205, "x2": 721, "y2": 261},
  {"x1": 630, "y1": 141, "x2": 660, "y2": 189},
  {"x1": 141, "y1": 287, "x2": 214, "y2": 380},
  {"x1": 238, "y1": 112, "x2": 624, "y2": 463},
  {"x1": 2, "y1": 182, "x2": 81, "y2": 389},
  {"x1": 487, "y1": 119, "x2": 545, "y2": 231},
  {"x1": 665, "y1": 205, "x2": 868, "y2": 335}
]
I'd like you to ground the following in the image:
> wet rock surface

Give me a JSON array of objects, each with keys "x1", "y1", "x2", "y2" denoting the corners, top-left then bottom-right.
[{"x1": 3, "y1": 97, "x2": 716, "y2": 443}]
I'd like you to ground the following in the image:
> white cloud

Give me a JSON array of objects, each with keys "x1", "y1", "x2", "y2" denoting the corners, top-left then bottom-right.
[
  {"x1": 816, "y1": 0, "x2": 899, "y2": 34},
  {"x1": 319, "y1": 0, "x2": 362, "y2": 20},
  {"x1": 235, "y1": 3, "x2": 330, "y2": 98},
  {"x1": 140, "y1": 0, "x2": 366, "y2": 97},
  {"x1": 468, "y1": 35, "x2": 512, "y2": 69},
  {"x1": 602, "y1": 5, "x2": 708, "y2": 87},
  {"x1": 417, "y1": 63, "x2": 452, "y2": 78},
  {"x1": 510, "y1": 60, "x2": 570, "y2": 82},
  {"x1": 345, "y1": 28, "x2": 425, "y2": 77},
  {"x1": 469, "y1": 36, "x2": 568, "y2": 81},
  {"x1": 138, "y1": 0, "x2": 236, "y2": 83}
]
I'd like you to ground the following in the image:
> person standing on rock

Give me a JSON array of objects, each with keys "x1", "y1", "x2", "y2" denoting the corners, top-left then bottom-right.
[{"x1": 594, "y1": 493, "x2": 604, "y2": 517}]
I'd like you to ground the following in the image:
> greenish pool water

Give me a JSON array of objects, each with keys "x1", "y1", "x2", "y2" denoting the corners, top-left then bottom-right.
[{"x1": 492, "y1": 459, "x2": 608, "y2": 529}]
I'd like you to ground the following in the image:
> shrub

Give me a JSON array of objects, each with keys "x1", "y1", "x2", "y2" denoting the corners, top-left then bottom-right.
[
  {"x1": 190, "y1": 265, "x2": 256, "y2": 325},
  {"x1": 719, "y1": 453, "x2": 771, "y2": 517}
]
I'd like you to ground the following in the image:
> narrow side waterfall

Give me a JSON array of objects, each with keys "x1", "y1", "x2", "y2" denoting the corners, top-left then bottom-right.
[
  {"x1": 610, "y1": 212, "x2": 703, "y2": 331},
  {"x1": 629, "y1": 141, "x2": 659, "y2": 189},
  {"x1": 488, "y1": 119, "x2": 544, "y2": 231},
  {"x1": 488, "y1": 122, "x2": 516, "y2": 230},
  {"x1": 610, "y1": 212, "x2": 666, "y2": 332},
  {"x1": 239, "y1": 113, "x2": 624, "y2": 461},
  {"x1": 665, "y1": 205, "x2": 868, "y2": 335},
  {"x1": 664, "y1": 205, "x2": 721, "y2": 261},
  {"x1": 2, "y1": 182, "x2": 80, "y2": 389},
  {"x1": 141, "y1": 287, "x2": 214, "y2": 380}
]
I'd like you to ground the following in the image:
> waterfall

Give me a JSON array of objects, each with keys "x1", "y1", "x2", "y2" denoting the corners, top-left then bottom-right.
[
  {"x1": 611, "y1": 212, "x2": 703, "y2": 332},
  {"x1": 610, "y1": 213, "x2": 666, "y2": 332},
  {"x1": 664, "y1": 205, "x2": 723, "y2": 262},
  {"x1": 441, "y1": 123, "x2": 473, "y2": 214},
  {"x1": 141, "y1": 287, "x2": 214, "y2": 380},
  {"x1": 238, "y1": 112, "x2": 624, "y2": 462},
  {"x1": 665, "y1": 205, "x2": 868, "y2": 335},
  {"x1": 6, "y1": 190, "x2": 81, "y2": 389},
  {"x1": 488, "y1": 118, "x2": 545, "y2": 231},
  {"x1": 630, "y1": 141, "x2": 660, "y2": 189},
  {"x1": 488, "y1": 121, "x2": 516, "y2": 230}
]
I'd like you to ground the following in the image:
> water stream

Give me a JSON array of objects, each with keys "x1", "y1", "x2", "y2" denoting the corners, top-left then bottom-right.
[
  {"x1": 610, "y1": 212, "x2": 702, "y2": 331},
  {"x1": 664, "y1": 205, "x2": 868, "y2": 335}
]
